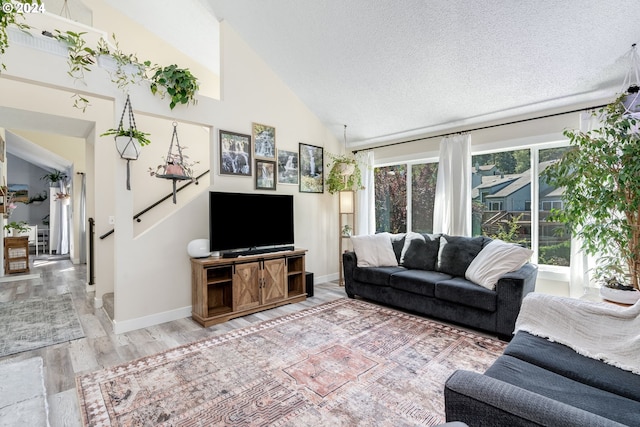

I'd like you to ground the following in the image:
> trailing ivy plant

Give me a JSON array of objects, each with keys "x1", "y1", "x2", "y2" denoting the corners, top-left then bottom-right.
[
  {"x1": 325, "y1": 152, "x2": 363, "y2": 194},
  {"x1": 54, "y1": 30, "x2": 96, "y2": 111},
  {"x1": 97, "y1": 34, "x2": 150, "y2": 90},
  {"x1": 0, "y1": 0, "x2": 42, "y2": 71},
  {"x1": 542, "y1": 93, "x2": 640, "y2": 290},
  {"x1": 149, "y1": 64, "x2": 199, "y2": 110}
]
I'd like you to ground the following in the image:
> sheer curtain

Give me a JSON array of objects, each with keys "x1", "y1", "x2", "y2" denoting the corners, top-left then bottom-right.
[
  {"x1": 356, "y1": 150, "x2": 375, "y2": 235},
  {"x1": 569, "y1": 111, "x2": 600, "y2": 297},
  {"x1": 433, "y1": 134, "x2": 471, "y2": 236}
]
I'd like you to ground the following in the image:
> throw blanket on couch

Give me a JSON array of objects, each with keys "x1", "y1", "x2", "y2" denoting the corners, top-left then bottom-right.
[{"x1": 515, "y1": 293, "x2": 640, "y2": 374}]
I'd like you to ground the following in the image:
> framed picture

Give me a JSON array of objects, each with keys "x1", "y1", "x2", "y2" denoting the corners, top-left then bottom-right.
[
  {"x1": 8, "y1": 184, "x2": 28, "y2": 203},
  {"x1": 252, "y1": 122, "x2": 276, "y2": 159},
  {"x1": 299, "y1": 143, "x2": 324, "y2": 193},
  {"x1": 255, "y1": 159, "x2": 276, "y2": 190},
  {"x1": 219, "y1": 130, "x2": 252, "y2": 176},
  {"x1": 277, "y1": 149, "x2": 299, "y2": 185}
]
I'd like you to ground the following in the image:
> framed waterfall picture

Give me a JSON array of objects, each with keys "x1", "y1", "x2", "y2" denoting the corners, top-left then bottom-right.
[
  {"x1": 219, "y1": 130, "x2": 252, "y2": 176},
  {"x1": 255, "y1": 159, "x2": 276, "y2": 190},
  {"x1": 298, "y1": 143, "x2": 323, "y2": 193},
  {"x1": 252, "y1": 122, "x2": 276, "y2": 159},
  {"x1": 277, "y1": 149, "x2": 299, "y2": 185}
]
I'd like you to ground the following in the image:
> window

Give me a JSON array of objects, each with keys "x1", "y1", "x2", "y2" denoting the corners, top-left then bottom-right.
[
  {"x1": 411, "y1": 163, "x2": 438, "y2": 234},
  {"x1": 538, "y1": 147, "x2": 572, "y2": 266},
  {"x1": 374, "y1": 165, "x2": 407, "y2": 233},
  {"x1": 472, "y1": 149, "x2": 531, "y2": 247}
]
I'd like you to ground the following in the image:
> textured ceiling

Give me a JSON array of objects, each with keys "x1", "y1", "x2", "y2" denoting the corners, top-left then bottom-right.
[{"x1": 203, "y1": 0, "x2": 640, "y2": 148}]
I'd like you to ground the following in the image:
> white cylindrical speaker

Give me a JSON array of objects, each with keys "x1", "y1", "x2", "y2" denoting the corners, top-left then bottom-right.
[{"x1": 187, "y1": 239, "x2": 210, "y2": 258}]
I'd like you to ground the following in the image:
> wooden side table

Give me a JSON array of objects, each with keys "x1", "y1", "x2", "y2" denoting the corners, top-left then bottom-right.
[{"x1": 4, "y1": 236, "x2": 29, "y2": 274}]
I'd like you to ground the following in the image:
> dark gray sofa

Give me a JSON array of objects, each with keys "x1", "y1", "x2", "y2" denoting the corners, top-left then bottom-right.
[
  {"x1": 342, "y1": 234, "x2": 538, "y2": 338},
  {"x1": 444, "y1": 330, "x2": 640, "y2": 426}
]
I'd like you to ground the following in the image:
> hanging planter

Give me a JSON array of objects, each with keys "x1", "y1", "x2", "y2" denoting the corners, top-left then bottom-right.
[
  {"x1": 149, "y1": 122, "x2": 198, "y2": 203},
  {"x1": 101, "y1": 94, "x2": 150, "y2": 190}
]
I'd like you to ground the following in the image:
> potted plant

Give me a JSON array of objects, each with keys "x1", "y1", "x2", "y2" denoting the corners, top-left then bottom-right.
[
  {"x1": 4, "y1": 220, "x2": 29, "y2": 237},
  {"x1": 149, "y1": 64, "x2": 199, "y2": 110},
  {"x1": 96, "y1": 34, "x2": 150, "y2": 90},
  {"x1": 53, "y1": 30, "x2": 95, "y2": 111},
  {"x1": 41, "y1": 170, "x2": 68, "y2": 186},
  {"x1": 325, "y1": 152, "x2": 363, "y2": 194},
  {"x1": 542, "y1": 92, "x2": 640, "y2": 303},
  {"x1": 101, "y1": 127, "x2": 151, "y2": 160},
  {"x1": 27, "y1": 191, "x2": 48, "y2": 205}
]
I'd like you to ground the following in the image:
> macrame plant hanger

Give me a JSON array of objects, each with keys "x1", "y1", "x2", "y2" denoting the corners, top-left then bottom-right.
[
  {"x1": 114, "y1": 94, "x2": 141, "y2": 190},
  {"x1": 621, "y1": 43, "x2": 640, "y2": 115},
  {"x1": 155, "y1": 122, "x2": 191, "y2": 203}
]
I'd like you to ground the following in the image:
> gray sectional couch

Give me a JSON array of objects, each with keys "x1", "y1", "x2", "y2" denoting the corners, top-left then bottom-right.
[
  {"x1": 444, "y1": 330, "x2": 640, "y2": 426},
  {"x1": 342, "y1": 233, "x2": 538, "y2": 338}
]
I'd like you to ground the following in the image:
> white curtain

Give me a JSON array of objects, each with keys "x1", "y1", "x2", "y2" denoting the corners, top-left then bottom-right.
[
  {"x1": 356, "y1": 150, "x2": 375, "y2": 235},
  {"x1": 433, "y1": 134, "x2": 472, "y2": 236},
  {"x1": 569, "y1": 111, "x2": 600, "y2": 297}
]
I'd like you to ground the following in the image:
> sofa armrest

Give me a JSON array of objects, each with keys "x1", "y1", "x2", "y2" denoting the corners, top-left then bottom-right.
[
  {"x1": 342, "y1": 251, "x2": 357, "y2": 296},
  {"x1": 494, "y1": 263, "x2": 538, "y2": 337},
  {"x1": 444, "y1": 370, "x2": 626, "y2": 427}
]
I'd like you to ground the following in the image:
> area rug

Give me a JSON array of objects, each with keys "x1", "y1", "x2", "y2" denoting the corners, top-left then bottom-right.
[
  {"x1": 0, "y1": 357, "x2": 49, "y2": 426},
  {"x1": 77, "y1": 298, "x2": 506, "y2": 426},
  {"x1": 0, "y1": 293, "x2": 85, "y2": 357}
]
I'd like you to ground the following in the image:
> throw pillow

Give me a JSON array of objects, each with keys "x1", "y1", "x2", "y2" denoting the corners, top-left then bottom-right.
[
  {"x1": 399, "y1": 231, "x2": 426, "y2": 264},
  {"x1": 389, "y1": 233, "x2": 407, "y2": 264},
  {"x1": 402, "y1": 237, "x2": 440, "y2": 270},
  {"x1": 436, "y1": 235, "x2": 489, "y2": 277},
  {"x1": 350, "y1": 233, "x2": 399, "y2": 267},
  {"x1": 465, "y1": 239, "x2": 534, "y2": 290}
]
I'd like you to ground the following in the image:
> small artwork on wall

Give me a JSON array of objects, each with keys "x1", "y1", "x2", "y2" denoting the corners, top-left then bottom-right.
[
  {"x1": 277, "y1": 149, "x2": 299, "y2": 185},
  {"x1": 255, "y1": 159, "x2": 276, "y2": 190},
  {"x1": 299, "y1": 143, "x2": 324, "y2": 193},
  {"x1": 252, "y1": 122, "x2": 276, "y2": 159},
  {"x1": 219, "y1": 130, "x2": 252, "y2": 176},
  {"x1": 8, "y1": 184, "x2": 28, "y2": 203}
]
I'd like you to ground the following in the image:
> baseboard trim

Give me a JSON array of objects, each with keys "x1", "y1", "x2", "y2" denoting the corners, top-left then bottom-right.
[
  {"x1": 315, "y1": 272, "x2": 339, "y2": 284},
  {"x1": 113, "y1": 305, "x2": 192, "y2": 334}
]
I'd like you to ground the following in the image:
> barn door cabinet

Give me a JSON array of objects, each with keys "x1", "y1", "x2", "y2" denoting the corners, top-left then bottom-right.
[{"x1": 191, "y1": 249, "x2": 307, "y2": 327}]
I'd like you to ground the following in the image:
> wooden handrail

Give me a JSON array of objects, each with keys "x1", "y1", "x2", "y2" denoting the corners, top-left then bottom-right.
[{"x1": 99, "y1": 169, "x2": 210, "y2": 239}]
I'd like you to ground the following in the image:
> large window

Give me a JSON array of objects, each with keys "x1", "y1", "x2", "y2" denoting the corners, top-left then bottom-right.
[
  {"x1": 472, "y1": 149, "x2": 532, "y2": 247},
  {"x1": 374, "y1": 162, "x2": 438, "y2": 234},
  {"x1": 472, "y1": 145, "x2": 571, "y2": 267},
  {"x1": 411, "y1": 163, "x2": 438, "y2": 234},
  {"x1": 374, "y1": 165, "x2": 407, "y2": 233}
]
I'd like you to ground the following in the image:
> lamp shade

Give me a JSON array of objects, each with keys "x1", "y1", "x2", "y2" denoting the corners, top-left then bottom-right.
[
  {"x1": 339, "y1": 191, "x2": 354, "y2": 214},
  {"x1": 187, "y1": 239, "x2": 210, "y2": 258}
]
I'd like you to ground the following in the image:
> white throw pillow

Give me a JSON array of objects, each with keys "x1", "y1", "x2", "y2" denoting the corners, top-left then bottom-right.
[
  {"x1": 351, "y1": 233, "x2": 399, "y2": 267},
  {"x1": 465, "y1": 239, "x2": 533, "y2": 290}
]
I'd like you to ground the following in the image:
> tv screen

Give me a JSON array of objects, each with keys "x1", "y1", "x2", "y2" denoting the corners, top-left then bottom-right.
[{"x1": 209, "y1": 192, "x2": 294, "y2": 253}]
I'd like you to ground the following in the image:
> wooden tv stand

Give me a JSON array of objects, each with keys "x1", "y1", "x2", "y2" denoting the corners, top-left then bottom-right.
[{"x1": 190, "y1": 248, "x2": 307, "y2": 327}]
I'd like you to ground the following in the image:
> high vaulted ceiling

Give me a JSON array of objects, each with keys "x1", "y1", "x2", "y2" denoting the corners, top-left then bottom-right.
[{"x1": 198, "y1": 0, "x2": 640, "y2": 148}]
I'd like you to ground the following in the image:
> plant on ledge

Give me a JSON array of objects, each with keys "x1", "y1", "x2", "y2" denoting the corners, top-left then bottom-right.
[
  {"x1": 4, "y1": 220, "x2": 29, "y2": 235},
  {"x1": 149, "y1": 64, "x2": 199, "y2": 110},
  {"x1": 325, "y1": 152, "x2": 363, "y2": 194},
  {"x1": 542, "y1": 93, "x2": 640, "y2": 293},
  {"x1": 0, "y1": 0, "x2": 42, "y2": 72}
]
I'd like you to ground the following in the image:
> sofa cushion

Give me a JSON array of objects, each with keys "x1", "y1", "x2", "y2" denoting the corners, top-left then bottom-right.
[
  {"x1": 505, "y1": 331, "x2": 640, "y2": 402},
  {"x1": 402, "y1": 237, "x2": 440, "y2": 271},
  {"x1": 435, "y1": 277, "x2": 497, "y2": 311},
  {"x1": 437, "y1": 235, "x2": 489, "y2": 277},
  {"x1": 353, "y1": 266, "x2": 406, "y2": 286},
  {"x1": 465, "y1": 239, "x2": 533, "y2": 290},
  {"x1": 351, "y1": 233, "x2": 398, "y2": 267},
  {"x1": 399, "y1": 231, "x2": 426, "y2": 264},
  {"x1": 485, "y1": 355, "x2": 640, "y2": 426},
  {"x1": 389, "y1": 269, "x2": 452, "y2": 297}
]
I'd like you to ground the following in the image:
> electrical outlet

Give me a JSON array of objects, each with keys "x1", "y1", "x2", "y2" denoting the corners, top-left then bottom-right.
[{"x1": 108, "y1": 216, "x2": 115, "y2": 225}]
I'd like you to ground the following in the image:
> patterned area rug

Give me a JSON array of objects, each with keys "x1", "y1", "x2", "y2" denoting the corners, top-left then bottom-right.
[
  {"x1": 0, "y1": 293, "x2": 85, "y2": 357},
  {"x1": 77, "y1": 298, "x2": 506, "y2": 426}
]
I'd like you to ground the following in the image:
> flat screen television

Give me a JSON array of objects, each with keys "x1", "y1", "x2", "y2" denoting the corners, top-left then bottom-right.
[{"x1": 209, "y1": 191, "x2": 294, "y2": 256}]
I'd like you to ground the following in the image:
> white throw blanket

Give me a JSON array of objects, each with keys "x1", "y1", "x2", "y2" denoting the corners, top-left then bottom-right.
[{"x1": 514, "y1": 293, "x2": 640, "y2": 375}]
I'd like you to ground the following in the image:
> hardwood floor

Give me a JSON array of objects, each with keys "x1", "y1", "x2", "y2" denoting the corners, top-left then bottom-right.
[{"x1": 0, "y1": 258, "x2": 347, "y2": 427}]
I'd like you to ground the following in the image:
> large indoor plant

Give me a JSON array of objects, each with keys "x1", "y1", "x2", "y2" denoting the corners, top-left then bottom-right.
[
  {"x1": 325, "y1": 153, "x2": 363, "y2": 194},
  {"x1": 543, "y1": 92, "x2": 640, "y2": 298}
]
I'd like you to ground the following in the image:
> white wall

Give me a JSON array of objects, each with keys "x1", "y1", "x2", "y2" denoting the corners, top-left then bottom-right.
[
  {"x1": 5, "y1": 153, "x2": 49, "y2": 226},
  {"x1": 0, "y1": 15, "x2": 342, "y2": 332}
]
